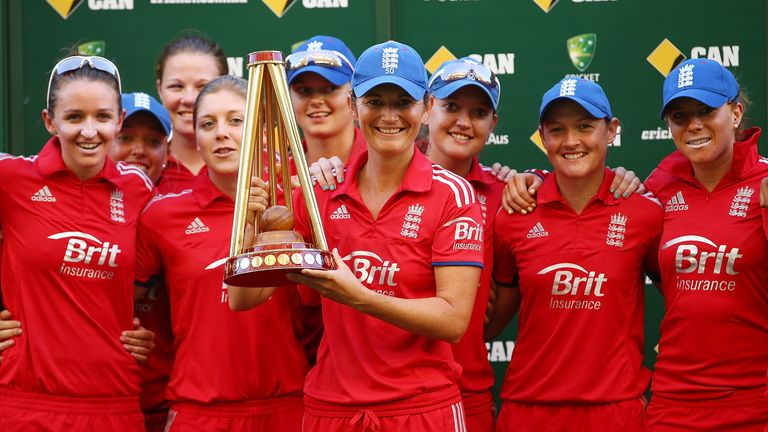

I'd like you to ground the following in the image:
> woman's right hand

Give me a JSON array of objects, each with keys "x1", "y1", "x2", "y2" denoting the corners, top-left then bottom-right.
[
  {"x1": 0, "y1": 309, "x2": 22, "y2": 363},
  {"x1": 309, "y1": 156, "x2": 344, "y2": 191}
]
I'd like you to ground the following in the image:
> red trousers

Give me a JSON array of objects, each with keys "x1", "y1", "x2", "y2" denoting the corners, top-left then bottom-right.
[{"x1": 0, "y1": 388, "x2": 143, "y2": 432}]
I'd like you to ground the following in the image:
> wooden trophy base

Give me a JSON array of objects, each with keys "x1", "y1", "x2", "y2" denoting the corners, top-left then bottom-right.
[{"x1": 223, "y1": 231, "x2": 336, "y2": 287}]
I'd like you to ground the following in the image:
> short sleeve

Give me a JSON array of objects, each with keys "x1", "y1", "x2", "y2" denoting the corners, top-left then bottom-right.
[
  {"x1": 492, "y1": 211, "x2": 518, "y2": 286},
  {"x1": 135, "y1": 213, "x2": 163, "y2": 284}
]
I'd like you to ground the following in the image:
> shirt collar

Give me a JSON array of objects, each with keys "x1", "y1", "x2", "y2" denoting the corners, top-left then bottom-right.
[
  {"x1": 655, "y1": 127, "x2": 762, "y2": 185},
  {"x1": 193, "y1": 172, "x2": 232, "y2": 208},
  {"x1": 35, "y1": 136, "x2": 121, "y2": 186},
  {"x1": 465, "y1": 157, "x2": 497, "y2": 186},
  {"x1": 537, "y1": 167, "x2": 618, "y2": 207},
  {"x1": 332, "y1": 146, "x2": 433, "y2": 199}
]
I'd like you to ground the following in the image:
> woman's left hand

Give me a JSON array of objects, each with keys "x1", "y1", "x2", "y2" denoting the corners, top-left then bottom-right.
[
  {"x1": 609, "y1": 166, "x2": 645, "y2": 198},
  {"x1": 286, "y1": 249, "x2": 368, "y2": 307},
  {"x1": 120, "y1": 317, "x2": 156, "y2": 364}
]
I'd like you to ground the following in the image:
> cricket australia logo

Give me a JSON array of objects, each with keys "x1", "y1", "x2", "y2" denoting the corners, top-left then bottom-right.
[
  {"x1": 400, "y1": 203, "x2": 424, "y2": 239},
  {"x1": 728, "y1": 186, "x2": 753, "y2": 218},
  {"x1": 559, "y1": 79, "x2": 577, "y2": 97},
  {"x1": 110, "y1": 189, "x2": 125, "y2": 223},
  {"x1": 382, "y1": 47, "x2": 399, "y2": 74},
  {"x1": 677, "y1": 64, "x2": 694, "y2": 88},
  {"x1": 567, "y1": 33, "x2": 596, "y2": 72},
  {"x1": 606, "y1": 213, "x2": 627, "y2": 248}
]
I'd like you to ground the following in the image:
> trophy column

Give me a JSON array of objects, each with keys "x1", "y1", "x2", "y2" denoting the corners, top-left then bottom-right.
[{"x1": 224, "y1": 51, "x2": 335, "y2": 288}]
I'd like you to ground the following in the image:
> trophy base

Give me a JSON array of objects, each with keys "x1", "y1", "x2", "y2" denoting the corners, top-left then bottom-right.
[{"x1": 223, "y1": 242, "x2": 336, "y2": 287}]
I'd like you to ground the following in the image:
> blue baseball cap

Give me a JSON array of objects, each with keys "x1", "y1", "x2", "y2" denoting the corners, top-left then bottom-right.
[
  {"x1": 539, "y1": 77, "x2": 612, "y2": 122},
  {"x1": 429, "y1": 57, "x2": 501, "y2": 110},
  {"x1": 352, "y1": 40, "x2": 428, "y2": 100},
  {"x1": 122, "y1": 92, "x2": 172, "y2": 136},
  {"x1": 660, "y1": 58, "x2": 739, "y2": 119},
  {"x1": 286, "y1": 35, "x2": 356, "y2": 86}
]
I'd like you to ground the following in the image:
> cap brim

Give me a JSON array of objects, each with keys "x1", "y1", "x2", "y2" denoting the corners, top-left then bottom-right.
[
  {"x1": 540, "y1": 96, "x2": 609, "y2": 122},
  {"x1": 287, "y1": 66, "x2": 352, "y2": 86},
  {"x1": 125, "y1": 107, "x2": 172, "y2": 136},
  {"x1": 659, "y1": 89, "x2": 730, "y2": 119},
  {"x1": 431, "y1": 80, "x2": 498, "y2": 110},
  {"x1": 353, "y1": 75, "x2": 426, "y2": 100}
]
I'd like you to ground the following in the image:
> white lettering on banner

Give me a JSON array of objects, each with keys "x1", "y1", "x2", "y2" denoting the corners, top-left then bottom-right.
[
  {"x1": 486, "y1": 133, "x2": 509, "y2": 145},
  {"x1": 691, "y1": 46, "x2": 740, "y2": 67},
  {"x1": 468, "y1": 53, "x2": 515, "y2": 75},
  {"x1": 303, "y1": 0, "x2": 348, "y2": 8},
  {"x1": 228, "y1": 57, "x2": 243, "y2": 78},
  {"x1": 88, "y1": 0, "x2": 134, "y2": 9},
  {"x1": 486, "y1": 340, "x2": 515, "y2": 362},
  {"x1": 641, "y1": 127, "x2": 672, "y2": 140},
  {"x1": 150, "y1": 0, "x2": 247, "y2": 3},
  {"x1": 565, "y1": 72, "x2": 600, "y2": 82}
]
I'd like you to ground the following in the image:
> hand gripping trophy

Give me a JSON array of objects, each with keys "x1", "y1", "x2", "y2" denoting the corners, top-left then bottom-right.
[{"x1": 224, "y1": 51, "x2": 335, "y2": 287}]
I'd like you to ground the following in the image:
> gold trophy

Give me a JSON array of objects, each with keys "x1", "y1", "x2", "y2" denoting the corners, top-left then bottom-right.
[{"x1": 224, "y1": 51, "x2": 335, "y2": 287}]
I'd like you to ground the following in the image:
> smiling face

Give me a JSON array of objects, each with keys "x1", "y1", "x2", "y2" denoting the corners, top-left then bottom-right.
[
  {"x1": 157, "y1": 52, "x2": 221, "y2": 140},
  {"x1": 290, "y1": 72, "x2": 353, "y2": 140},
  {"x1": 539, "y1": 99, "x2": 617, "y2": 181},
  {"x1": 43, "y1": 79, "x2": 123, "y2": 180},
  {"x1": 352, "y1": 83, "x2": 425, "y2": 157},
  {"x1": 109, "y1": 112, "x2": 169, "y2": 183},
  {"x1": 665, "y1": 97, "x2": 743, "y2": 169},
  {"x1": 194, "y1": 89, "x2": 246, "y2": 177},
  {"x1": 426, "y1": 86, "x2": 497, "y2": 163}
]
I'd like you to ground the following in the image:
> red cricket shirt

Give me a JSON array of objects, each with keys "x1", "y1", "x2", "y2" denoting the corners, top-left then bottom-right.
[
  {"x1": 453, "y1": 159, "x2": 504, "y2": 396},
  {"x1": 644, "y1": 127, "x2": 768, "y2": 401},
  {"x1": 136, "y1": 173, "x2": 308, "y2": 404},
  {"x1": 156, "y1": 156, "x2": 200, "y2": 195},
  {"x1": 0, "y1": 137, "x2": 154, "y2": 397},
  {"x1": 494, "y1": 169, "x2": 663, "y2": 403},
  {"x1": 294, "y1": 147, "x2": 485, "y2": 405}
]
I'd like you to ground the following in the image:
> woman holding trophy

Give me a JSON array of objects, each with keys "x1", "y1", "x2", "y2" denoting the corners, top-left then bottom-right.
[
  {"x1": 135, "y1": 75, "x2": 309, "y2": 431},
  {"x1": 229, "y1": 40, "x2": 483, "y2": 432}
]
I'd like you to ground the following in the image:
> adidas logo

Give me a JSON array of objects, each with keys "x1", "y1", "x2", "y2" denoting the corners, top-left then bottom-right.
[
  {"x1": 527, "y1": 222, "x2": 549, "y2": 238},
  {"x1": 185, "y1": 217, "x2": 210, "y2": 234},
  {"x1": 665, "y1": 191, "x2": 689, "y2": 212},
  {"x1": 330, "y1": 204, "x2": 351, "y2": 220},
  {"x1": 31, "y1": 186, "x2": 56, "y2": 202}
]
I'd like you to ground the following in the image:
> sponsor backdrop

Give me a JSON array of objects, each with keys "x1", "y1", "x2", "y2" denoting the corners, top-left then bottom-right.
[{"x1": 3, "y1": 0, "x2": 767, "y2": 405}]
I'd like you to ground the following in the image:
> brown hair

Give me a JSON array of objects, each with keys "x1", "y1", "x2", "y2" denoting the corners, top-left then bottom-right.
[
  {"x1": 47, "y1": 59, "x2": 121, "y2": 117},
  {"x1": 193, "y1": 75, "x2": 247, "y2": 125},
  {"x1": 155, "y1": 33, "x2": 228, "y2": 81},
  {"x1": 734, "y1": 88, "x2": 751, "y2": 141}
]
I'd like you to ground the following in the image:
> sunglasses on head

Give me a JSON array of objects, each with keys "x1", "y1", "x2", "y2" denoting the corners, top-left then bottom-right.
[
  {"x1": 285, "y1": 49, "x2": 354, "y2": 72},
  {"x1": 428, "y1": 60, "x2": 499, "y2": 91},
  {"x1": 46, "y1": 56, "x2": 122, "y2": 109}
]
